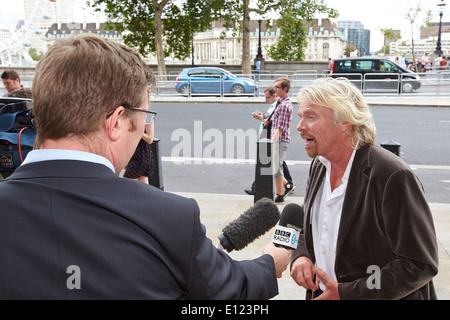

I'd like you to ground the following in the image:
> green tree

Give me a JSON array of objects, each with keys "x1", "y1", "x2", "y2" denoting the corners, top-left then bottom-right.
[
  {"x1": 211, "y1": 0, "x2": 337, "y2": 74},
  {"x1": 28, "y1": 48, "x2": 43, "y2": 61},
  {"x1": 405, "y1": 2, "x2": 432, "y2": 72},
  {"x1": 88, "y1": 0, "x2": 336, "y2": 77},
  {"x1": 343, "y1": 44, "x2": 358, "y2": 57},
  {"x1": 88, "y1": 0, "x2": 221, "y2": 76},
  {"x1": 213, "y1": 0, "x2": 254, "y2": 76},
  {"x1": 380, "y1": 28, "x2": 401, "y2": 55},
  {"x1": 406, "y1": 5, "x2": 421, "y2": 72},
  {"x1": 258, "y1": 0, "x2": 337, "y2": 62}
]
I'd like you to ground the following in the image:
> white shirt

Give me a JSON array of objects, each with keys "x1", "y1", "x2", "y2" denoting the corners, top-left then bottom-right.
[
  {"x1": 311, "y1": 149, "x2": 356, "y2": 290},
  {"x1": 21, "y1": 149, "x2": 115, "y2": 173}
]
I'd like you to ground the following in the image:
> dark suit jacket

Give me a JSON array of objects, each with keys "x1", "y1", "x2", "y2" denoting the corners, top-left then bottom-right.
[
  {"x1": 0, "y1": 160, "x2": 278, "y2": 299},
  {"x1": 291, "y1": 144, "x2": 439, "y2": 299}
]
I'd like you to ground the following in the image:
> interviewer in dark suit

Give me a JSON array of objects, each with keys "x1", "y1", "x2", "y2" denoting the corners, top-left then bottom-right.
[
  {"x1": 290, "y1": 78, "x2": 438, "y2": 299},
  {"x1": 0, "y1": 33, "x2": 291, "y2": 299}
]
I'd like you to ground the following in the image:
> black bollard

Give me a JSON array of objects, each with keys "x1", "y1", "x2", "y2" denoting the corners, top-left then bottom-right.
[
  {"x1": 149, "y1": 138, "x2": 164, "y2": 190},
  {"x1": 254, "y1": 139, "x2": 275, "y2": 203},
  {"x1": 381, "y1": 140, "x2": 401, "y2": 157}
]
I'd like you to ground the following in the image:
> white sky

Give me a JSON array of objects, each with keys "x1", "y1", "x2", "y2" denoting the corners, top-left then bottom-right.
[
  {"x1": 325, "y1": 0, "x2": 447, "y2": 50},
  {"x1": 1, "y1": 0, "x2": 447, "y2": 51}
]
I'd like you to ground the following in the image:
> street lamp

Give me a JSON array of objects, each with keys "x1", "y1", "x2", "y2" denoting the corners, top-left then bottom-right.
[
  {"x1": 435, "y1": 0, "x2": 447, "y2": 55},
  {"x1": 256, "y1": 20, "x2": 263, "y2": 60}
]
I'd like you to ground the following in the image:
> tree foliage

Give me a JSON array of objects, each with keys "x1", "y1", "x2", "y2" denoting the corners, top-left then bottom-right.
[
  {"x1": 406, "y1": 5, "x2": 422, "y2": 72},
  {"x1": 87, "y1": 0, "x2": 338, "y2": 76},
  {"x1": 343, "y1": 44, "x2": 358, "y2": 57},
  {"x1": 87, "y1": 0, "x2": 222, "y2": 75},
  {"x1": 379, "y1": 28, "x2": 401, "y2": 55},
  {"x1": 28, "y1": 48, "x2": 43, "y2": 61},
  {"x1": 217, "y1": 0, "x2": 337, "y2": 71},
  {"x1": 265, "y1": 12, "x2": 308, "y2": 61},
  {"x1": 259, "y1": 0, "x2": 338, "y2": 61}
]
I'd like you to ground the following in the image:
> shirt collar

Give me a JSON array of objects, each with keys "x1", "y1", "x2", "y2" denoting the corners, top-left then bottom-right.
[
  {"x1": 22, "y1": 149, "x2": 115, "y2": 173},
  {"x1": 277, "y1": 95, "x2": 289, "y2": 104},
  {"x1": 319, "y1": 148, "x2": 357, "y2": 182}
]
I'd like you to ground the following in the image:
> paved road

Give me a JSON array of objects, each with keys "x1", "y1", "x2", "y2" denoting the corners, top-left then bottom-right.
[{"x1": 151, "y1": 102, "x2": 450, "y2": 203}]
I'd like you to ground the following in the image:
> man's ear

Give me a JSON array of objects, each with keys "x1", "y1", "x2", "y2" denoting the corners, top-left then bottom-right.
[
  {"x1": 339, "y1": 122, "x2": 352, "y2": 135},
  {"x1": 106, "y1": 107, "x2": 125, "y2": 142}
]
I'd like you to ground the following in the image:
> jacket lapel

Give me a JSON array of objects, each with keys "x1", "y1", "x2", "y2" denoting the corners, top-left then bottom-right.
[
  {"x1": 335, "y1": 144, "x2": 371, "y2": 262},
  {"x1": 304, "y1": 158, "x2": 326, "y2": 261}
]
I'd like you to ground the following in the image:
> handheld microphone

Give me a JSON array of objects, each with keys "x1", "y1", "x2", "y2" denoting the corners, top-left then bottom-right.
[
  {"x1": 217, "y1": 197, "x2": 280, "y2": 253},
  {"x1": 272, "y1": 203, "x2": 304, "y2": 250}
]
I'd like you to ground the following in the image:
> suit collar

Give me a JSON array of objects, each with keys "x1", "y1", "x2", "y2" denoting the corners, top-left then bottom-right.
[{"x1": 5, "y1": 160, "x2": 117, "y2": 180}]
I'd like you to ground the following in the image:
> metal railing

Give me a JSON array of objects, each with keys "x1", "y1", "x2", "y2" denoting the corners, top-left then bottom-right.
[{"x1": 1, "y1": 70, "x2": 449, "y2": 98}]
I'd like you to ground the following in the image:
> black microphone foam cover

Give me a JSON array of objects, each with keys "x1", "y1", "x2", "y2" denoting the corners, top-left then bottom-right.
[
  {"x1": 279, "y1": 203, "x2": 304, "y2": 231},
  {"x1": 221, "y1": 197, "x2": 280, "y2": 252}
]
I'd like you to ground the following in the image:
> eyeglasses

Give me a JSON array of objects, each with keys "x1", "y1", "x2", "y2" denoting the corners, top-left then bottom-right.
[
  {"x1": 274, "y1": 85, "x2": 282, "y2": 89},
  {"x1": 107, "y1": 105, "x2": 157, "y2": 124}
]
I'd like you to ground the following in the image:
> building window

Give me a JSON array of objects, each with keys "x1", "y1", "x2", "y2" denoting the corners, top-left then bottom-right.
[{"x1": 322, "y1": 42, "x2": 329, "y2": 60}]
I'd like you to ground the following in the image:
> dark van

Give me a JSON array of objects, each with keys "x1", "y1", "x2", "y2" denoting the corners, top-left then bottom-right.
[{"x1": 329, "y1": 57, "x2": 421, "y2": 93}]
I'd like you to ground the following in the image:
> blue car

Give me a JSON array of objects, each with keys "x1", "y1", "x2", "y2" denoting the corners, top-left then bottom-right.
[{"x1": 175, "y1": 67, "x2": 258, "y2": 96}]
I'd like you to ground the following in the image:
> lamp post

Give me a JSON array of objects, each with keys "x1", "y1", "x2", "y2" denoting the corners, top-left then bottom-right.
[
  {"x1": 256, "y1": 20, "x2": 263, "y2": 60},
  {"x1": 435, "y1": 0, "x2": 447, "y2": 55}
]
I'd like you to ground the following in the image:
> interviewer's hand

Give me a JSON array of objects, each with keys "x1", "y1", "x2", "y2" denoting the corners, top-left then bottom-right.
[
  {"x1": 263, "y1": 242, "x2": 291, "y2": 278},
  {"x1": 290, "y1": 256, "x2": 318, "y2": 291}
]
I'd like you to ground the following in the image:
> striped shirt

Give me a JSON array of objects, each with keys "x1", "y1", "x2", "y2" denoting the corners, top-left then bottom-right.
[{"x1": 271, "y1": 95, "x2": 293, "y2": 143}]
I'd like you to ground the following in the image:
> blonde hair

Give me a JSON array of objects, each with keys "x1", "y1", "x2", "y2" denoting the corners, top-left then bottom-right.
[
  {"x1": 32, "y1": 33, "x2": 155, "y2": 142},
  {"x1": 297, "y1": 77, "x2": 376, "y2": 149}
]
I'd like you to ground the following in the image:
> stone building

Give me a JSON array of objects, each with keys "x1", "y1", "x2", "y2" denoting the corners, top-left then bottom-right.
[{"x1": 170, "y1": 18, "x2": 347, "y2": 66}]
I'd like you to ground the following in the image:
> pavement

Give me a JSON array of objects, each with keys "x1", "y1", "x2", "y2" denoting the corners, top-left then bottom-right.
[{"x1": 172, "y1": 191, "x2": 450, "y2": 300}]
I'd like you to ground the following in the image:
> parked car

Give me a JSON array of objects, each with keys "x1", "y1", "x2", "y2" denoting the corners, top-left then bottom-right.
[
  {"x1": 329, "y1": 57, "x2": 421, "y2": 93},
  {"x1": 175, "y1": 67, "x2": 258, "y2": 96}
]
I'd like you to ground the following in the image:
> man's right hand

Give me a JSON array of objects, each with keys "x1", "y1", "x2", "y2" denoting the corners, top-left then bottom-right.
[{"x1": 290, "y1": 256, "x2": 318, "y2": 291}]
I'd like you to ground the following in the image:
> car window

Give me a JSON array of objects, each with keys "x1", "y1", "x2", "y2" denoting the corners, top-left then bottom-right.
[
  {"x1": 222, "y1": 69, "x2": 233, "y2": 77},
  {"x1": 208, "y1": 70, "x2": 223, "y2": 78},
  {"x1": 336, "y1": 60, "x2": 352, "y2": 70},
  {"x1": 355, "y1": 60, "x2": 376, "y2": 71},
  {"x1": 188, "y1": 69, "x2": 206, "y2": 77},
  {"x1": 380, "y1": 61, "x2": 397, "y2": 72}
]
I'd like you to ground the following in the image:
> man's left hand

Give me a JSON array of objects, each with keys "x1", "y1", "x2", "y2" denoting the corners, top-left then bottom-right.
[{"x1": 313, "y1": 268, "x2": 340, "y2": 300}]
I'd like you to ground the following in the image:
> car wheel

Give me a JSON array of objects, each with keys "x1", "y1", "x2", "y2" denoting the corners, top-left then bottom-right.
[
  {"x1": 180, "y1": 84, "x2": 191, "y2": 96},
  {"x1": 402, "y1": 81, "x2": 414, "y2": 93},
  {"x1": 231, "y1": 84, "x2": 245, "y2": 96}
]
